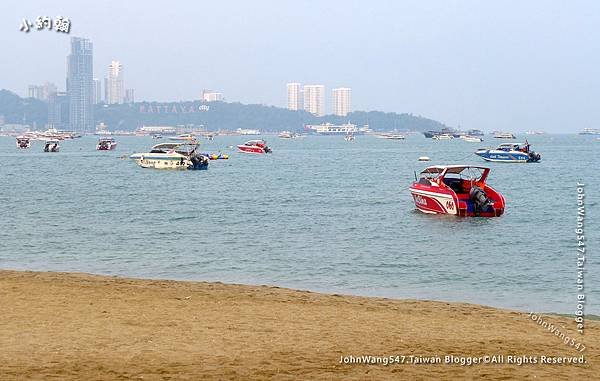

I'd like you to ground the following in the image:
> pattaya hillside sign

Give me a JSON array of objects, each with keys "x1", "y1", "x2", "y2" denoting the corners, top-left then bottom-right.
[{"x1": 139, "y1": 102, "x2": 210, "y2": 113}]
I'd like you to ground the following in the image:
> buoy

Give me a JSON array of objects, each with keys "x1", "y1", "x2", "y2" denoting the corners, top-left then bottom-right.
[{"x1": 418, "y1": 156, "x2": 431, "y2": 161}]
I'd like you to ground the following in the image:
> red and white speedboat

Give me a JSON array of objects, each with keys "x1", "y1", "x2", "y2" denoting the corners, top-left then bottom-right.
[
  {"x1": 96, "y1": 137, "x2": 117, "y2": 150},
  {"x1": 409, "y1": 165, "x2": 505, "y2": 217},
  {"x1": 237, "y1": 140, "x2": 272, "y2": 154}
]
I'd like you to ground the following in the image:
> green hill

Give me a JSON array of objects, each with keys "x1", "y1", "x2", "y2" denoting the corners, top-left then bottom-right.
[{"x1": 1, "y1": 89, "x2": 448, "y2": 132}]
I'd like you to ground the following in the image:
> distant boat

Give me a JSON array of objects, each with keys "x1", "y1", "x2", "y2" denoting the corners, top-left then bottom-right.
[
  {"x1": 525, "y1": 131, "x2": 545, "y2": 135},
  {"x1": 151, "y1": 134, "x2": 163, "y2": 139},
  {"x1": 130, "y1": 142, "x2": 209, "y2": 170},
  {"x1": 423, "y1": 128, "x2": 455, "y2": 138},
  {"x1": 493, "y1": 132, "x2": 516, "y2": 139},
  {"x1": 432, "y1": 133, "x2": 454, "y2": 140},
  {"x1": 382, "y1": 134, "x2": 405, "y2": 140},
  {"x1": 237, "y1": 140, "x2": 272, "y2": 154},
  {"x1": 344, "y1": 133, "x2": 355, "y2": 141},
  {"x1": 475, "y1": 142, "x2": 541, "y2": 163},
  {"x1": 16, "y1": 136, "x2": 31, "y2": 149},
  {"x1": 236, "y1": 128, "x2": 261, "y2": 135},
  {"x1": 461, "y1": 135, "x2": 483, "y2": 143},
  {"x1": 278, "y1": 131, "x2": 303, "y2": 139},
  {"x1": 43, "y1": 139, "x2": 60, "y2": 152},
  {"x1": 579, "y1": 128, "x2": 600, "y2": 135},
  {"x1": 169, "y1": 134, "x2": 196, "y2": 141},
  {"x1": 96, "y1": 137, "x2": 117, "y2": 151}
]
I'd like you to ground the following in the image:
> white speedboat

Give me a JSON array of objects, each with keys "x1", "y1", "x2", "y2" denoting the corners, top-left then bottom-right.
[
  {"x1": 461, "y1": 135, "x2": 483, "y2": 143},
  {"x1": 16, "y1": 136, "x2": 31, "y2": 149},
  {"x1": 168, "y1": 134, "x2": 196, "y2": 141},
  {"x1": 130, "y1": 142, "x2": 209, "y2": 170},
  {"x1": 43, "y1": 139, "x2": 60, "y2": 152},
  {"x1": 96, "y1": 137, "x2": 117, "y2": 150},
  {"x1": 494, "y1": 132, "x2": 516, "y2": 139},
  {"x1": 383, "y1": 134, "x2": 406, "y2": 140},
  {"x1": 432, "y1": 133, "x2": 454, "y2": 140}
]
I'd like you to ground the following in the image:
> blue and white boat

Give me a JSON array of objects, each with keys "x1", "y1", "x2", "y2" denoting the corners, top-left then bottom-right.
[{"x1": 475, "y1": 142, "x2": 541, "y2": 163}]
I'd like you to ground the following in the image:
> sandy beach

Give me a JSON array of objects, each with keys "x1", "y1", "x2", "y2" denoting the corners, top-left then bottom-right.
[{"x1": 1, "y1": 270, "x2": 597, "y2": 380}]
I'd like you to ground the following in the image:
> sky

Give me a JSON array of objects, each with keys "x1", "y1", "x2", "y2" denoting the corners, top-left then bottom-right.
[{"x1": 0, "y1": 0, "x2": 599, "y2": 132}]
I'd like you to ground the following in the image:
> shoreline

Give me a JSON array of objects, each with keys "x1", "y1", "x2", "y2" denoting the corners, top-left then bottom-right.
[
  {"x1": 1, "y1": 269, "x2": 598, "y2": 380},
  {"x1": 2, "y1": 266, "x2": 586, "y2": 317}
]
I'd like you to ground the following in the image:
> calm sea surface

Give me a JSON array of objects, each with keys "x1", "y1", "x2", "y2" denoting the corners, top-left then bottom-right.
[{"x1": 1, "y1": 134, "x2": 598, "y2": 314}]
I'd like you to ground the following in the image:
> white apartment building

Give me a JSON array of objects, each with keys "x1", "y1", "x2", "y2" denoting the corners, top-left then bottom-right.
[
  {"x1": 106, "y1": 60, "x2": 124, "y2": 104},
  {"x1": 332, "y1": 87, "x2": 352, "y2": 116},
  {"x1": 286, "y1": 82, "x2": 301, "y2": 110},
  {"x1": 303, "y1": 85, "x2": 325, "y2": 116}
]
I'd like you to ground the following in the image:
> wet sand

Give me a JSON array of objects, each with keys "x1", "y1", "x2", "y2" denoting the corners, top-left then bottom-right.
[{"x1": 1, "y1": 270, "x2": 597, "y2": 380}]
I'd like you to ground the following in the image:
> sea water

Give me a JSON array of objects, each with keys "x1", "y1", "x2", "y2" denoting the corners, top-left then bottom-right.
[{"x1": 0, "y1": 134, "x2": 598, "y2": 314}]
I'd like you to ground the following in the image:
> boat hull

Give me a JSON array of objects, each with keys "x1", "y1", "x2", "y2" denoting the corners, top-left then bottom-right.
[
  {"x1": 97, "y1": 143, "x2": 117, "y2": 150},
  {"x1": 409, "y1": 185, "x2": 504, "y2": 217},
  {"x1": 475, "y1": 150, "x2": 539, "y2": 163},
  {"x1": 237, "y1": 145, "x2": 269, "y2": 154},
  {"x1": 130, "y1": 153, "x2": 208, "y2": 170}
]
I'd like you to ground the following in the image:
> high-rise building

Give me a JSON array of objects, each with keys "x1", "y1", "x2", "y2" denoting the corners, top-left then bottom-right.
[
  {"x1": 332, "y1": 87, "x2": 352, "y2": 116},
  {"x1": 124, "y1": 88, "x2": 135, "y2": 104},
  {"x1": 303, "y1": 85, "x2": 325, "y2": 116},
  {"x1": 92, "y1": 78, "x2": 102, "y2": 104},
  {"x1": 286, "y1": 83, "x2": 301, "y2": 110},
  {"x1": 67, "y1": 37, "x2": 94, "y2": 133},
  {"x1": 201, "y1": 90, "x2": 223, "y2": 102},
  {"x1": 27, "y1": 82, "x2": 57, "y2": 100},
  {"x1": 48, "y1": 91, "x2": 70, "y2": 130},
  {"x1": 107, "y1": 60, "x2": 124, "y2": 104}
]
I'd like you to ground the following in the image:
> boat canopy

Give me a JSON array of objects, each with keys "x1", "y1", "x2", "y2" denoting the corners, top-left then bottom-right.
[
  {"x1": 497, "y1": 143, "x2": 527, "y2": 149},
  {"x1": 420, "y1": 165, "x2": 490, "y2": 182}
]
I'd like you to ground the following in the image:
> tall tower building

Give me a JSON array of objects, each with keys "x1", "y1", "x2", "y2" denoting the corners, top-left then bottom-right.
[
  {"x1": 303, "y1": 85, "x2": 325, "y2": 116},
  {"x1": 92, "y1": 78, "x2": 102, "y2": 104},
  {"x1": 67, "y1": 37, "x2": 94, "y2": 133},
  {"x1": 107, "y1": 60, "x2": 124, "y2": 104},
  {"x1": 332, "y1": 87, "x2": 352, "y2": 116},
  {"x1": 286, "y1": 83, "x2": 301, "y2": 110}
]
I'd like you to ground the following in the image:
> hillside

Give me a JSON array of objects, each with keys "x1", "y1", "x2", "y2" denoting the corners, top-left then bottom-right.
[{"x1": 0, "y1": 89, "x2": 447, "y2": 132}]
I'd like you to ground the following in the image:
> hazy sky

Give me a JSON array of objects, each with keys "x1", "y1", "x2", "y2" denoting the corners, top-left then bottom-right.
[{"x1": 1, "y1": 1, "x2": 599, "y2": 132}]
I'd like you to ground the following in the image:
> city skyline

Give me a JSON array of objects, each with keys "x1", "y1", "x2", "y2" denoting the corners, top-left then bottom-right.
[{"x1": 1, "y1": 1, "x2": 600, "y2": 132}]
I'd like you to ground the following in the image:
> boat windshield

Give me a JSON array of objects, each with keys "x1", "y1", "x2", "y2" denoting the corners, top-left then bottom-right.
[{"x1": 443, "y1": 167, "x2": 486, "y2": 181}]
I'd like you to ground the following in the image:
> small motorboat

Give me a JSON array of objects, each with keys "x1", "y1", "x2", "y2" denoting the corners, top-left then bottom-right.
[
  {"x1": 16, "y1": 136, "x2": 31, "y2": 149},
  {"x1": 169, "y1": 134, "x2": 196, "y2": 141},
  {"x1": 475, "y1": 141, "x2": 541, "y2": 163},
  {"x1": 432, "y1": 133, "x2": 454, "y2": 140},
  {"x1": 461, "y1": 135, "x2": 483, "y2": 143},
  {"x1": 344, "y1": 133, "x2": 355, "y2": 141},
  {"x1": 130, "y1": 142, "x2": 209, "y2": 170},
  {"x1": 410, "y1": 165, "x2": 505, "y2": 217},
  {"x1": 494, "y1": 132, "x2": 516, "y2": 139},
  {"x1": 96, "y1": 137, "x2": 117, "y2": 151},
  {"x1": 43, "y1": 139, "x2": 60, "y2": 152},
  {"x1": 383, "y1": 134, "x2": 406, "y2": 140},
  {"x1": 151, "y1": 134, "x2": 163, "y2": 139},
  {"x1": 237, "y1": 140, "x2": 272, "y2": 154},
  {"x1": 418, "y1": 156, "x2": 431, "y2": 161},
  {"x1": 376, "y1": 133, "x2": 406, "y2": 140}
]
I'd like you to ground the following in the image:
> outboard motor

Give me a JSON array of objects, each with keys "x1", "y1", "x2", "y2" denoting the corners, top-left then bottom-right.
[
  {"x1": 528, "y1": 152, "x2": 541, "y2": 162},
  {"x1": 469, "y1": 185, "x2": 493, "y2": 213}
]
